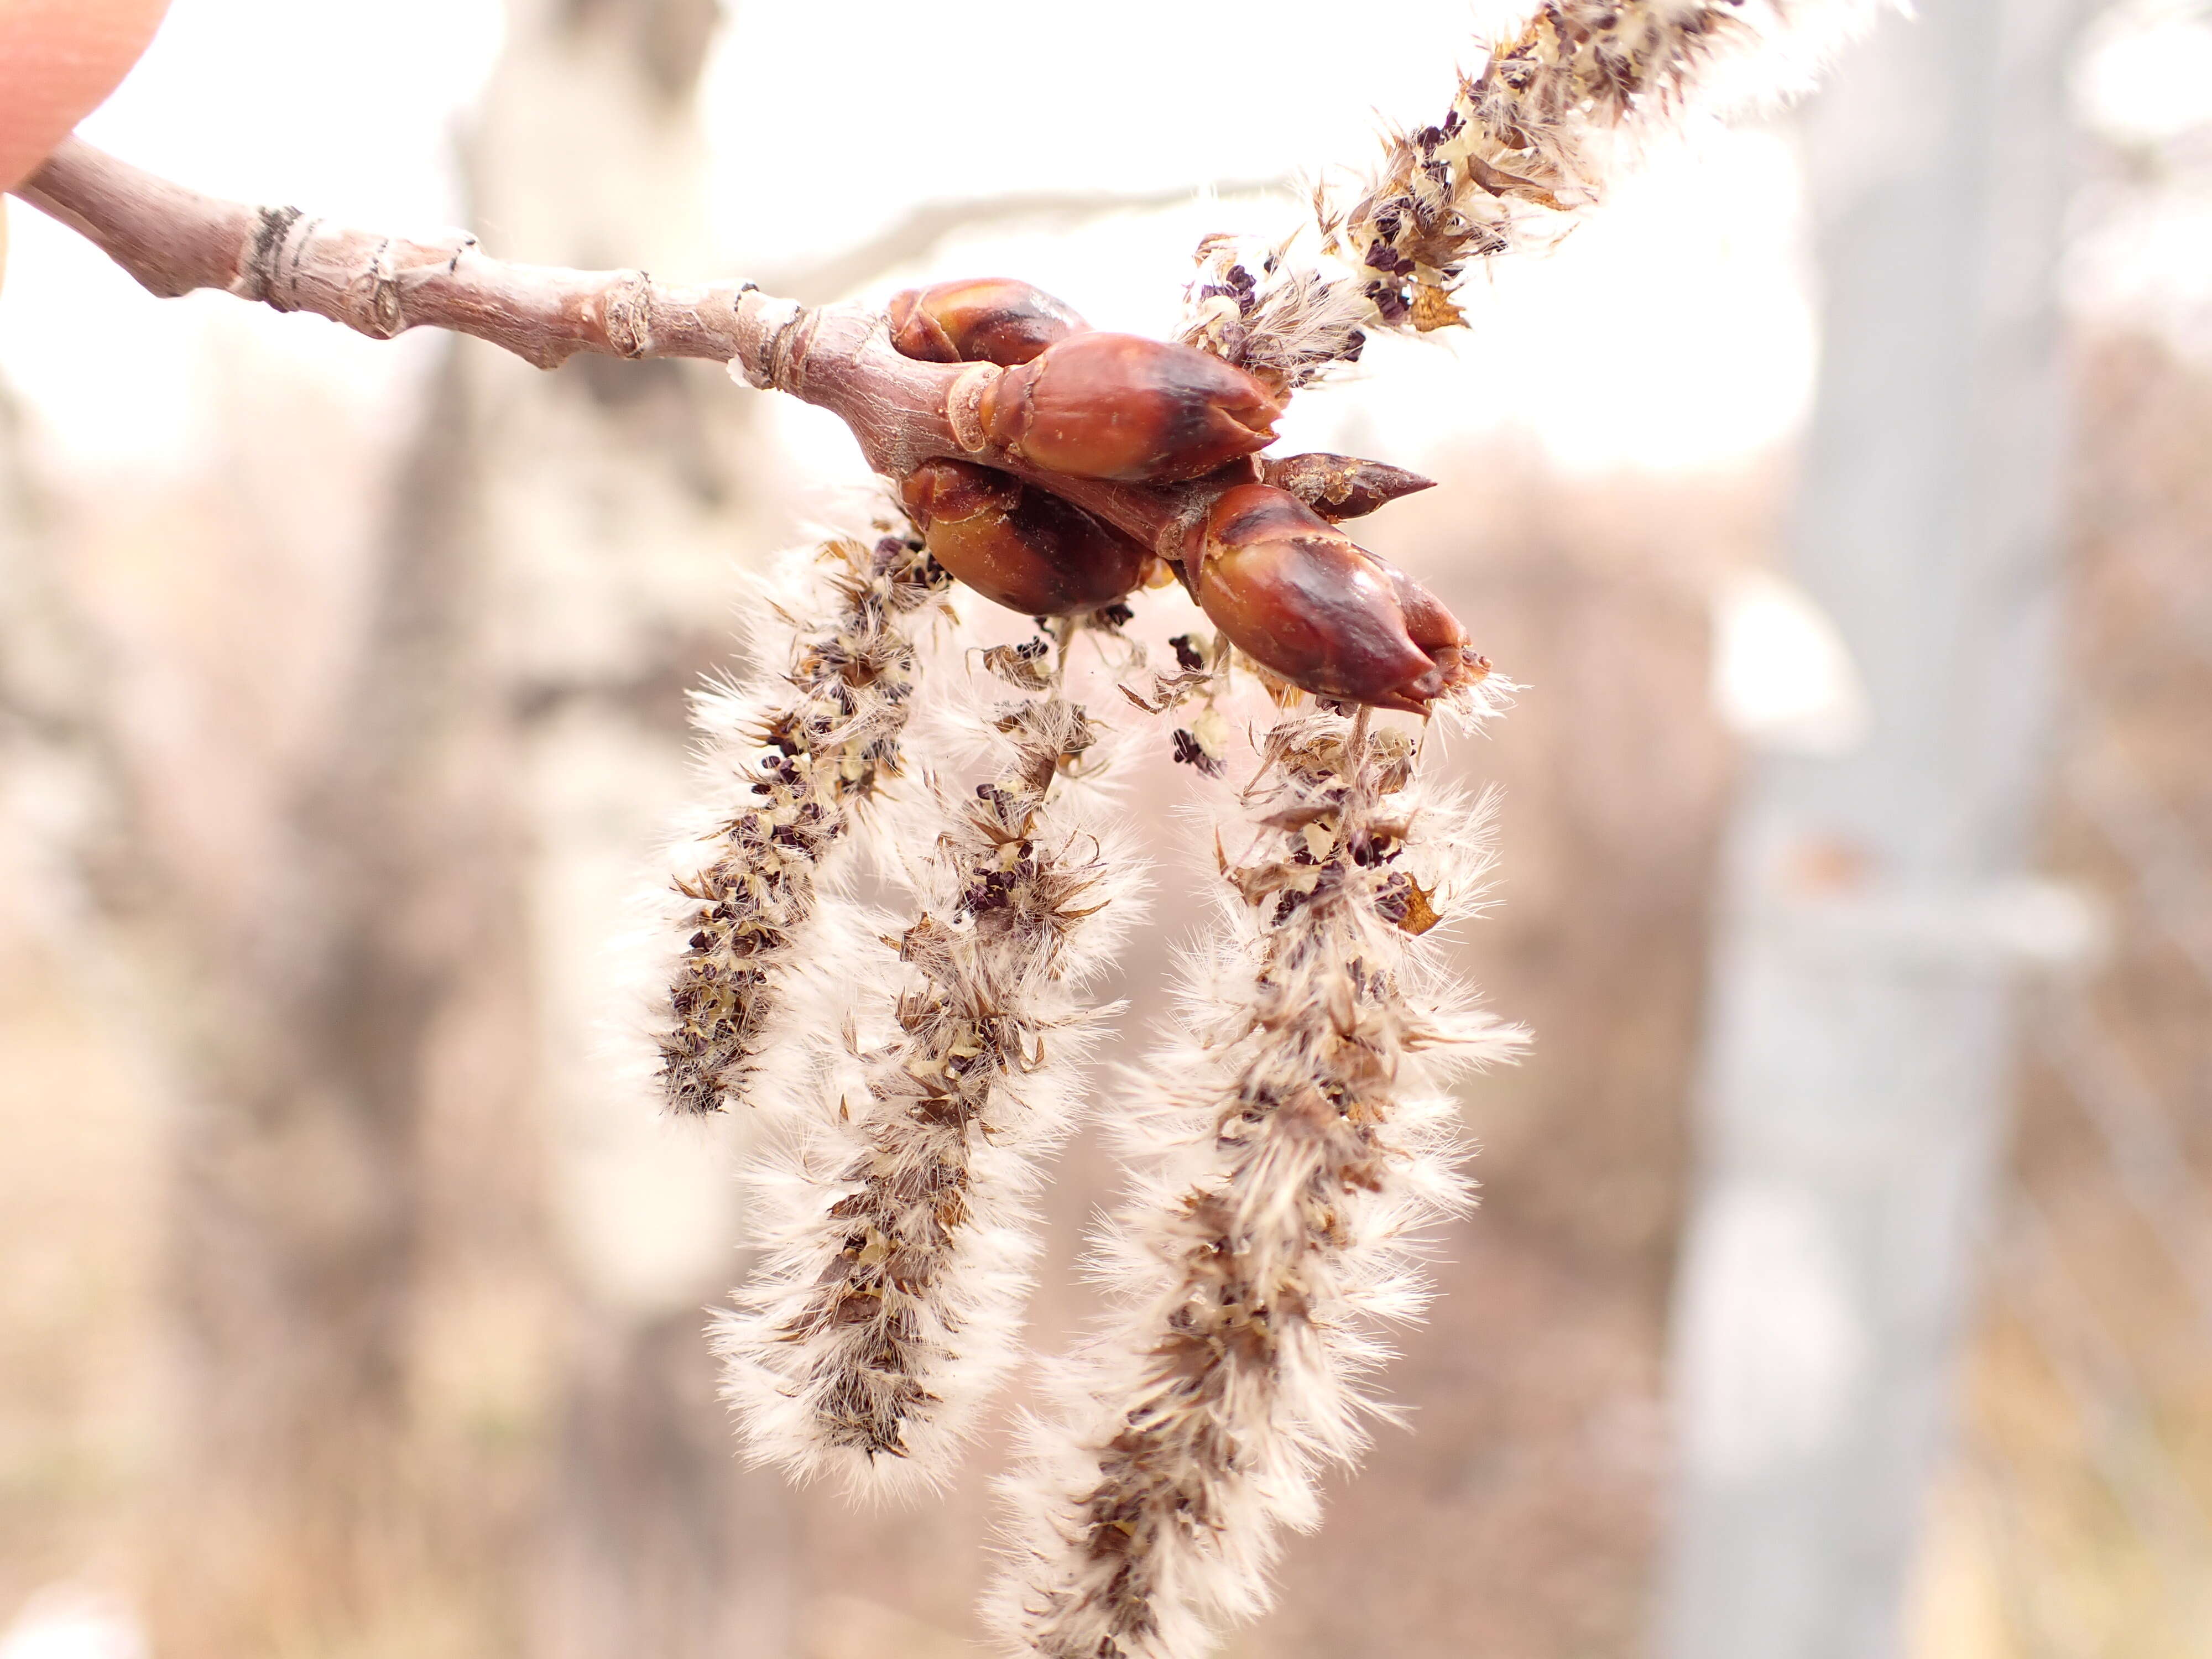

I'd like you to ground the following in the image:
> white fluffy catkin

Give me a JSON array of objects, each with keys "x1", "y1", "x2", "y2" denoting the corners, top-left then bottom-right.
[
  {"x1": 987, "y1": 703, "x2": 1526, "y2": 1659},
  {"x1": 1180, "y1": 0, "x2": 1883, "y2": 387},
  {"x1": 716, "y1": 652, "x2": 1142, "y2": 1499},
  {"x1": 656, "y1": 531, "x2": 953, "y2": 1115}
]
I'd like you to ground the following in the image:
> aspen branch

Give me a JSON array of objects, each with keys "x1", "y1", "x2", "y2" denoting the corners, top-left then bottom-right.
[
  {"x1": 14, "y1": 136, "x2": 1232, "y2": 564},
  {"x1": 17, "y1": 137, "x2": 756, "y2": 371},
  {"x1": 14, "y1": 135, "x2": 1487, "y2": 718}
]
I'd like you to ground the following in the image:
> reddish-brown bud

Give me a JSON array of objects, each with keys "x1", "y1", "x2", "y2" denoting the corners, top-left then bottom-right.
[
  {"x1": 886, "y1": 277, "x2": 1088, "y2": 367},
  {"x1": 1368, "y1": 551, "x2": 1487, "y2": 694},
  {"x1": 1261, "y1": 452, "x2": 1437, "y2": 520},
  {"x1": 899, "y1": 459, "x2": 1152, "y2": 616},
  {"x1": 1193, "y1": 483, "x2": 1483, "y2": 714},
  {"x1": 977, "y1": 332, "x2": 1285, "y2": 483}
]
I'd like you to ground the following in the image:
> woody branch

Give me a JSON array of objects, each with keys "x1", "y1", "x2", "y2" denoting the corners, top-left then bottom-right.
[{"x1": 15, "y1": 137, "x2": 1231, "y2": 565}]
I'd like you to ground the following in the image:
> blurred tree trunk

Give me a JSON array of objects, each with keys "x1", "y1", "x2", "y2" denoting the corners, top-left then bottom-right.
[
  {"x1": 1653, "y1": 0, "x2": 2080, "y2": 1653},
  {"x1": 140, "y1": 340, "x2": 550, "y2": 1657},
  {"x1": 457, "y1": 4, "x2": 796, "y2": 1656},
  {"x1": 122, "y1": 0, "x2": 773, "y2": 1651},
  {"x1": 100, "y1": 4, "x2": 835, "y2": 1650}
]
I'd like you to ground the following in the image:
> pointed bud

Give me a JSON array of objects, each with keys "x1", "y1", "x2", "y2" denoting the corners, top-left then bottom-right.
[
  {"x1": 1368, "y1": 551, "x2": 1489, "y2": 695},
  {"x1": 900, "y1": 460, "x2": 1152, "y2": 616},
  {"x1": 1261, "y1": 452, "x2": 1437, "y2": 520},
  {"x1": 978, "y1": 332, "x2": 1285, "y2": 483},
  {"x1": 886, "y1": 278, "x2": 1088, "y2": 367},
  {"x1": 1193, "y1": 484, "x2": 1483, "y2": 713}
]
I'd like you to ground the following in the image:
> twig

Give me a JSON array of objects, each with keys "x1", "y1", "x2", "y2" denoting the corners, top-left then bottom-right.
[
  {"x1": 14, "y1": 138, "x2": 1249, "y2": 567},
  {"x1": 17, "y1": 138, "x2": 752, "y2": 371}
]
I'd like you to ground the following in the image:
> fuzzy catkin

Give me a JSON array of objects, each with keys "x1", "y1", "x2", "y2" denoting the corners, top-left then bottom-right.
[
  {"x1": 1176, "y1": 235, "x2": 1375, "y2": 397},
  {"x1": 656, "y1": 533, "x2": 953, "y2": 1115},
  {"x1": 987, "y1": 705, "x2": 1526, "y2": 1659},
  {"x1": 1323, "y1": 0, "x2": 1797, "y2": 329},
  {"x1": 1181, "y1": 0, "x2": 1878, "y2": 387},
  {"x1": 717, "y1": 673, "x2": 1141, "y2": 1499}
]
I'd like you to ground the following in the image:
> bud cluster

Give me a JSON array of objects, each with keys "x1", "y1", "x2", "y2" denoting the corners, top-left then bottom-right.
[{"x1": 884, "y1": 276, "x2": 1488, "y2": 721}]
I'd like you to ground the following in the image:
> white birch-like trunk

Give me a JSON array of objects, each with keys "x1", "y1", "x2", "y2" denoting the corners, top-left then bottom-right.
[
  {"x1": 454, "y1": 4, "x2": 797, "y2": 1655},
  {"x1": 1654, "y1": 0, "x2": 2081, "y2": 1652}
]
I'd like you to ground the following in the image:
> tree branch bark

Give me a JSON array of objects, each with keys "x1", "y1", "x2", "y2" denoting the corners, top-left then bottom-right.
[
  {"x1": 14, "y1": 135, "x2": 1230, "y2": 564},
  {"x1": 18, "y1": 136, "x2": 757, "y2": 369}
]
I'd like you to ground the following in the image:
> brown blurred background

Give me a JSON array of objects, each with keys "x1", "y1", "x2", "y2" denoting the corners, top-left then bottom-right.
[{"x1": 3, "y1": 1, "x2": 2210, "y2": 1657}]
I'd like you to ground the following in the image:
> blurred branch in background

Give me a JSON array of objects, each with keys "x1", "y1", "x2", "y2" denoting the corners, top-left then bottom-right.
[
  {"x1": 1655, "y1": 0, "x2": 2083, "y2": 1652},
  {"x1": 766, "y1": 178, "x2": 1295, "y2": 306}
]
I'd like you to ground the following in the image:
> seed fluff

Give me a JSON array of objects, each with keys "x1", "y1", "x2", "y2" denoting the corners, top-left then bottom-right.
[
  {"x1": 716, "y1": 625, "x2": 1144, "y2": 1498},
  {"x1": 986, "y1": 698, "x2": 1527, "y2": 1659},
  {"x1": 655, "y1": 531, "x2": 953, "y2": 1116},
  {"x1": 1180, "y1": 0, "x2": 1884, "y2": 387}
]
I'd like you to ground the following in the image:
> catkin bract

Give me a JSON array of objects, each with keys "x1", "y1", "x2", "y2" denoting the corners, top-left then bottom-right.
[
  {"x1": 988, "y1": 706, "x2": 1525, "y2": 1659},
  {"x1": 717, "y1": 648, "x2": 1142, "y2": 1498},
  {"x1": 1181, "y1": 0, "x2": 1881, "y2": 388},
  {"x1": 656, "y1": 534, "x2": 952, "y2": 1115}
]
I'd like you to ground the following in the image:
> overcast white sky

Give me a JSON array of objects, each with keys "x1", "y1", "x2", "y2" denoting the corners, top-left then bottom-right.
[
  {"x1": 0, "y1": 0, "x2": 1822, "y2": 486},
  {"x1": 1, "y1": 0, "x2": 2207, "y2": 487}
]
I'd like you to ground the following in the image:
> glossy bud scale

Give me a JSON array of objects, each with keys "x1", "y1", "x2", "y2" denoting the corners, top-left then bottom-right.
[
  {"x1": 899, "y1": 459, "x2": 1152, "y2": 617},
  {"x1": 1261, "y1": 452, "x2": 1437, "y2": 521},
  {"x1": 1193, "y1": 483, "x2": 1483, "y2": 714},
  {"x1": 886, "y1": 278, "x2": 1087, "y2": 367},
  {"x1": 977, "y1": 332, "x2": 1284, "y2": 483}
]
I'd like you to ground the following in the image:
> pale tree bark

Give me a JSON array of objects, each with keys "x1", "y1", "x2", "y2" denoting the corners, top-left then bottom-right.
[
  {"x1": 450, "y1": 4, "x2": 797, "y2": 1655},
  {"x1": 1653, "y1": 0, "x2": 2082, "y2": 1652},
  {"x1": 135, "y1": 341, "x2": 549, "y2": 1656},
  {"x1": 11, "y1": 34, "x2": 551, "y2": 1659},
  {"x1": 8, "y1": 4, "x2": 771, "y2": 1651},
  {"x1": 17, "y1": 137, "x2": 1318, "y2": 570}
]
